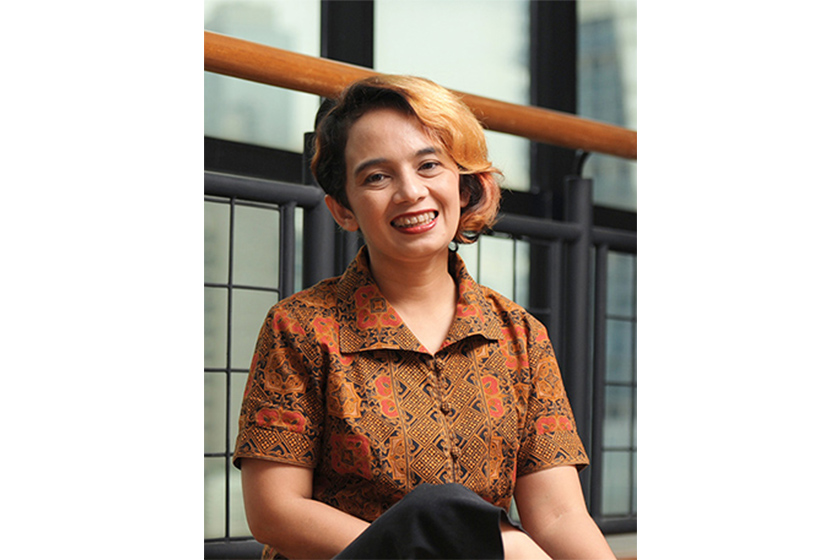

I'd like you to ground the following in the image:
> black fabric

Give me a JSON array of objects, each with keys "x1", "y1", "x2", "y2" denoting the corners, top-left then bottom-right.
[{"x1": 333, "y1": 483, "x2": 509, "y2": 560}]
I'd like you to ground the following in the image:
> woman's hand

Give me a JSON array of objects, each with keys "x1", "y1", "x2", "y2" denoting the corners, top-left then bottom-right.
[{"x1": 500, "y1": 521, "x2": 551, "y2": 560}]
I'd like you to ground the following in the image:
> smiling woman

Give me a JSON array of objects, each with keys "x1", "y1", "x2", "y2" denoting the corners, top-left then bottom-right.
[{"x1": 232, "y1": 75, "x2": 616, "y2": 560}]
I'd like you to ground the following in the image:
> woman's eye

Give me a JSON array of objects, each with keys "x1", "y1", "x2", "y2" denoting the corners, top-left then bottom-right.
[
  {"x1": 419, "y1": 161, "x2": 440, "y2": 172},
  {"x1": 364, "y1": 173, "x2": 386, "y2": 184}
]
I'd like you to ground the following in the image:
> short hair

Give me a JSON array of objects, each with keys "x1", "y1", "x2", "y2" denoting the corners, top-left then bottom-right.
[{"x1": 310, "y1": 75, "x2": 502, "y2": 244}]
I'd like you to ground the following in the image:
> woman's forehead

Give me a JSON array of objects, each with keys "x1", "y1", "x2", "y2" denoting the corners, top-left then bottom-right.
[{"x1": 345, "y1": 108, "x2": 445, "y2": 163}]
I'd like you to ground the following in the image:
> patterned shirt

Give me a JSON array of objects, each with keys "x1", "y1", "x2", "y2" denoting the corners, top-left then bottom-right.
[{"x1": 233, "y1": 248, "x2": 588, "y2": 524}]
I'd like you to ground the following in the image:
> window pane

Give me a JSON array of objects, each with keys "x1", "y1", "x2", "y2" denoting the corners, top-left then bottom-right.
[
  {"x1": 204, "y1": 457, "x2": 226, "y2": 539},
  {"x1": 205, "y1": 372, "x2": 226, "y2": 454},
  {"x1": 231, "y1": 289, "x2": 280, "y2": 370},
  {"x1": 230, "y1": 372, "x2": 249, "y2": 449},
  {"x1": 479, "y1": 236, "x2": 515, "y2": 300},
  {"x1": 578, "y1": 0, "x2": 636, "y2": 210},
  {"x1": 375, "y1": 0, "x2": 531, "y2": 191},
  {"x1": 204, "y1": 0, "x2": 321, "y2": 152},
  {"x1": 233, "y1": 204, "x2": 280, "y2": 288},
  {"x1": 589, "y1": 154, "x2": 637, "y2": 210},
  {"x1": 205, "y1": 200, "x2": 229, "y2": 284},
  {"x1": 607, "y1": 252, "x2": 635, "y2": 317},
  {"x1": 230, "y1": 461, "x2": 251, "y2": 537},
  {"x1": 604, "y1": 385, "x2": 633, "y2": 448},
  {"x1": 204, "y1": 287, "x2": 228, "y2": 369},
  {"x1": 601, "y1": 451, "x2": 632, "y2": 515},
  {"x1": 457, "y1": 242, "x2": 479, "y2": 278},
  {"x1": 606, "y1": 319, "x2": 633, "y2": 383}
]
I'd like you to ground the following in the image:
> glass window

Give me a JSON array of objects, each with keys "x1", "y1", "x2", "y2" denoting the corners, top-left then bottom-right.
[
  {"x1": 374, "y1": 0, "x2": 531, "y2": 191},
  {"x1": 204, "y1": 195, "x2": 300, "y2": 542},
  {"x1": 204, "y1": 0, "x2": 321, "y2": 152},
  {"x1": 204, "y1": 457, "x2": 227, "y2": 539},
  {"x1": 232, "y1": 204, "x2": 281, "y2": 287},
  {"x1": 600, "y1": 249, "x2": 637, "y2": 519},
  {"x1": 578, "y1": 0, "x2": 637, "y2": 210},
  {"x1": 204, "y1": 286, "x2": 227, "y2": 369},
  {"x1": 601, "y1": 451, "x2": 633, "y2": 515}
]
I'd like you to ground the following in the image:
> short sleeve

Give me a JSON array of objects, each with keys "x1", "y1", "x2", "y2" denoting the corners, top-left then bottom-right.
[
  {"x1": 232, "y1": 303, "x2": 325, "y2": 470},
  {"x1": 516, "y1": 323, "x2": 589, "y2": 476}
]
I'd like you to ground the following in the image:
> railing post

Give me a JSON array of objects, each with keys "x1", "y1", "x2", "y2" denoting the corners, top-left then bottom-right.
[
  {"x1": 303, "y1": 202, "x2": 334, "y2": 288},
  {"x1": 562, "y1": 174, "x2": 594, "y2": 504},
  {"x1": 590, "y1": 243, "x2": 609, "y2": 520}
]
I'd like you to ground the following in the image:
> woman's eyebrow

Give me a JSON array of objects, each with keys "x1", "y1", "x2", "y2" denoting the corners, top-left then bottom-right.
[
  {"x1": 352, "y1": 147, "x2": 439, "y2": 177},
  {"x1": 353, "y1": 158, "x2": 387, "y2": 177}
]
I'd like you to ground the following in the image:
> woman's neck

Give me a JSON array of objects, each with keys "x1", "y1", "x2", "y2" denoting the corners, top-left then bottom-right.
[{"x1": 366, "y1": 248, "x2": 459, "y2": 353}]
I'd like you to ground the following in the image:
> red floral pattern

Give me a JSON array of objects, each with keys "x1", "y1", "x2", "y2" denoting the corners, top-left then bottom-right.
[{"x1": 329, "y1": 433, "x2": 373, "y2": 479}]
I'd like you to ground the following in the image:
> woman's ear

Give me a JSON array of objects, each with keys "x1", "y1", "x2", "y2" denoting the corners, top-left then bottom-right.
[{"x1": 324, "y1": 195, "x2": 359, "y2": 232}]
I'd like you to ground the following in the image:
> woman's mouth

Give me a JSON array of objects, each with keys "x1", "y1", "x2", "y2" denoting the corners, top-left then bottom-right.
[{"x1": 391, "y1": 211, "x2": 438, "y2": 230}]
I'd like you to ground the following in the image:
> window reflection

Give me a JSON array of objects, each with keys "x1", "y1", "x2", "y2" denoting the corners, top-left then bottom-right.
[
  {"x1": 204, "y1": 0, "x2": 321, "y2": 152},
  {"x1": 578, "y1": 0, "x2": 637, "y2": 210}
]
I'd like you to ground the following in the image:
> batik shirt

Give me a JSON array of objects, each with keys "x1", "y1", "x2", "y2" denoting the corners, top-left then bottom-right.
[{"x1": 233, "y1": 247, "x2": 588, "y2": 523}]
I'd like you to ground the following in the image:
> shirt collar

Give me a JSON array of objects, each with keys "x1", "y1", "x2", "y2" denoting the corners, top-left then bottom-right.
[{"x1": 336, "y1": 247, "x2": 502, "y2": 355}]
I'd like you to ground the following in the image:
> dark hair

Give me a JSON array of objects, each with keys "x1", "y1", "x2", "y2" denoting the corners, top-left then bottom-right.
[{"x1": 310, "y1": 75, "x2": 502, "y2": 244}]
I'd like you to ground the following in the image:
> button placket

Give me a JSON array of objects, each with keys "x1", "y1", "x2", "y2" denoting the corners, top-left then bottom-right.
[{"x1": 431, "y1": 352, "x2": 458, "y2": 478}]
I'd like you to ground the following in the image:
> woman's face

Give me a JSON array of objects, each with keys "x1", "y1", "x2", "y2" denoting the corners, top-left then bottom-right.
[{"x1": 327, "y1": 107, "x2": 468, "y2": 269}]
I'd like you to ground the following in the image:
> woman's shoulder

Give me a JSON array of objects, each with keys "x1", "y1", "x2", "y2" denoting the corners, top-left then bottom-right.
[{"x1": 266, "y1": 276, "x2": 343, "y2": 322}]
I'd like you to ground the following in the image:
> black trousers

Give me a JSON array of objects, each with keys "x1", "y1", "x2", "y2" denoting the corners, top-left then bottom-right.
[{"x1": 333, "y1": 483, "x2": 511, "y2": 560}]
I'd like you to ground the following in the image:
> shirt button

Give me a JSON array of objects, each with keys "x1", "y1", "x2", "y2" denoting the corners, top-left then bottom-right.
[{"x1": 441, "y1": 402, "x2": 453, "y2": 414}]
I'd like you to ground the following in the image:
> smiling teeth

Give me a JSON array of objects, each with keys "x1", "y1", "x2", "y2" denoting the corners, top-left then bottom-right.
[{"x1": 393, "y1": 211, "x2": 436, "y2": 228}]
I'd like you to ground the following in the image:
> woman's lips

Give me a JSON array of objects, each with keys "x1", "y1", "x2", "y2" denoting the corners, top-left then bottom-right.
[{"x1": 391, "y1": 210, "x2": 438, "y2": 229}]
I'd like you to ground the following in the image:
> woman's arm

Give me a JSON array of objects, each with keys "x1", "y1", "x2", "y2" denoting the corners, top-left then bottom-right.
[
  {"x1": 514, "y1": 465, "x2": 616, "y2": 560},
  {"x1": 240, "y1": 458, "x2": 370, "y2": 559}
]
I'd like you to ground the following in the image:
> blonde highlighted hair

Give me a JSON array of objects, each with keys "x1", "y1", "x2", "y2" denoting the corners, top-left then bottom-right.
[{"x1": 310, "y1": 75, "x2": 502, "y2": 244}]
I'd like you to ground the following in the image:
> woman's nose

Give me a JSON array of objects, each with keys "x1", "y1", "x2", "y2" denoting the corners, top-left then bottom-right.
[{"x1": 393, "y1": 175, "x2": 427, "y2": 203}]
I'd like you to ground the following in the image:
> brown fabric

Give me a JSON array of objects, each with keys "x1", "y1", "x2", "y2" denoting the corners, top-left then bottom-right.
[{"x1": 234, "y1": 246, "x2": 588, "y2": 525}]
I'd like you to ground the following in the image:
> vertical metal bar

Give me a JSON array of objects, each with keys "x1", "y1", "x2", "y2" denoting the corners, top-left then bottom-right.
[
  {"x1": 563, "y1": 176, "x2": 593, "y2": 503},
  {"x1": 590, "y1": 243, "x2": 609, "y2": 520},
  {"x1": 529, "y1": 0, "x2": 579, "y2": 200},
  {"x1": 546, "y1": 239, "x2": 562, "y2": 346},
  {"x1": 224, "y1": 197, "x2": 236, "y2": 540},
  {"x1": 303, "y1": 200, "x2": 334, "y2": 287},
  {"x1": 321, "y1": 0, "x2": 374, "y2": 68},
  {"x1": 281, "y1": 203, "x2": 296, "y2": 299}
]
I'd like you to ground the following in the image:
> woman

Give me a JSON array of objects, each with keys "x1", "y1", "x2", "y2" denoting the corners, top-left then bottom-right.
[{"x1": 234, "y1": 75, "x2": 616, "y2": 560}]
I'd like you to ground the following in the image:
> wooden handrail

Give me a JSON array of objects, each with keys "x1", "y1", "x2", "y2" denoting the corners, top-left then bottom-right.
[{"x1": 204, "y1": 31, "x2": 637, "y2": 160}]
